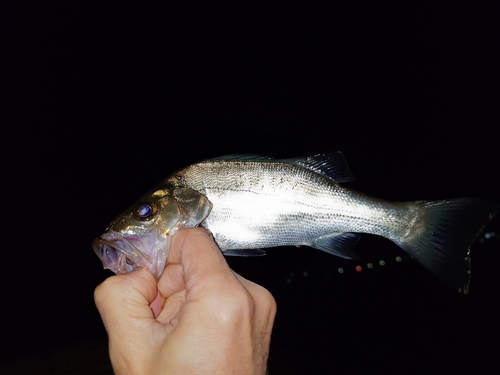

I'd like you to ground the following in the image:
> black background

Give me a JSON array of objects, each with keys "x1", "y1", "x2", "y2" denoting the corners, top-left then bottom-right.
[{"x1": 1, "y1": 1, "x2": 500, "y2": 373}]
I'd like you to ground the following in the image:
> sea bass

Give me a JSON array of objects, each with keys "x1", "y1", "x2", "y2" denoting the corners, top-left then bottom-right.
[{"x1": 93, "y1": 152, "x2": 497, "y2": 294}]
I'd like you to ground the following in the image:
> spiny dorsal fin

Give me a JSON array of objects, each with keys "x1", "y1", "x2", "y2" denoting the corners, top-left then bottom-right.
[
  {"x1": 203, "y1": 152, "x2": 354, "y2": 183},
  {"x1": 203, "y1": 154, "x2": 274, "y2": 162},
  {"x1": 287, "y1": 151, "x2": 355, "y2": 183}
]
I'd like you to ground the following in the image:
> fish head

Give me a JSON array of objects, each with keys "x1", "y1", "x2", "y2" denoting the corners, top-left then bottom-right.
[{"x1": 93, "y1": 186, "x2": 212, "y2": 278}]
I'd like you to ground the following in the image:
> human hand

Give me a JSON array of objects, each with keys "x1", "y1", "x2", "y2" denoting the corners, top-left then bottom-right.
[{"x1": 94, "y1": 228, "x2": 277, "y2": 375}]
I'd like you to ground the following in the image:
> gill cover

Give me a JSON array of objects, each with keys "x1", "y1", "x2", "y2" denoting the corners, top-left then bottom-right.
[
  {"x1": 93, "y1": 187, "x2": 213, "y2": 278},
  {"x1": 173, "y1": 187, "x2": 213, "y2": 227}
]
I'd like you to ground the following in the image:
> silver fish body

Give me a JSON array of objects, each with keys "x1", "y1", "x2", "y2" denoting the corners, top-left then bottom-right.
[
  {"x1": 93, "y1": 152, "x2": 497, "y2": 294},
  {"x1": 173, "y1": 154, "x2": 407, "y2": 253}
]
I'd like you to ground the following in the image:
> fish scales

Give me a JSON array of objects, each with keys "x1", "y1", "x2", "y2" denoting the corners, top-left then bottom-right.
[
  {"x1": 172, "y1": 159, "x2": 408, "y2": 250},
  {"x1": 93, "y1": 152, "x2": 498, "y2": 294}
]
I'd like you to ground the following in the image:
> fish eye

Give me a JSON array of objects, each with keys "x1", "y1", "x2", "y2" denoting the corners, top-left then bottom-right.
[{"x1": 134, "y1": 202, "x2": 158, "y2": 221}]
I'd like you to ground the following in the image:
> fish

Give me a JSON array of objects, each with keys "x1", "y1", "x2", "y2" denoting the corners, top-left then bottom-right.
[{"x1": 92, "y1": 152, "x2": 498, "y2": 294}]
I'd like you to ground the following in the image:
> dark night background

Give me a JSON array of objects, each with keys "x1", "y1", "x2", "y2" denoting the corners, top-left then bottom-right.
[{"x1": 1, "y1": 1, "x2": 500, "y2": 374}]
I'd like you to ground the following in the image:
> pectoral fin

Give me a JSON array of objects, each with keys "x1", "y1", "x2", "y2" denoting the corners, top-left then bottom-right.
[
  {"x1": 173, "y1": 187, "x2": 213, "y2": 227},
  {"x1": 222, "y1": 249, "x2": 267, "y2": 257}
]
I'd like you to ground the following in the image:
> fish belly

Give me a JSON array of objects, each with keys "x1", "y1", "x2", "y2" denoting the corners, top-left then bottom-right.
[{"x1": 181, "y1": 162, "x2": 401, "y2": 251}]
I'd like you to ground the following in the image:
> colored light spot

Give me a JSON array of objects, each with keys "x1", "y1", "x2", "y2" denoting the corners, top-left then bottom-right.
[
  {"x1": 395, "y1": 256, "x2": 402, "y2": 262},
  {"x1": 355, "y1": 265, "x2": 362, "y2": 272},
  {"x1": 485, "y1": 232, "x2": 496, "y2": 239},
  {"x1": 338, "y1": 267, "x2": 344, "y2": 274},
  {"x1": 367, "y1": 263, "x2": 373, "y2": 269},
  {"x1": 379, "y1": 260, "x2": 386, "y2": 266}
]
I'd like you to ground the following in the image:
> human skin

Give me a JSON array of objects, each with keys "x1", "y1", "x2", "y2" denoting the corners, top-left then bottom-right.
[{"x1": 94, "y1": 228, "x2": 277, "y2": 375}]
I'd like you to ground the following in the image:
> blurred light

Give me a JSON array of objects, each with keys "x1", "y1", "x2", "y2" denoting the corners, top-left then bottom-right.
[
  {"x1": 303, "y1": 271, "x2": 309, "y2": 277},
  {"x1": 355, "y1": 265, "x2": 362, "y2": 272},
  {"x1": 338, "y1": 267, "x2": 344, "y2": 274},
  {"x1": 367, "y1": 263, "x2": 373, "y2": 269},
  {"x1": 484, "y1": 232, "x2": 496, "y2": 239},
  {"x1": 395, "y1": 256, "x2": 402, "y2": 262},
  {"x1": 379, "y1": 260, "x2": 386, "y2": 266}
]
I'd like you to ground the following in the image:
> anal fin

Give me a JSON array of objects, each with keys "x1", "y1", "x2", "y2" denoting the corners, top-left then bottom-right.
[{"x1": 309, "y1": 233, "x2": 361, "y2": 260}]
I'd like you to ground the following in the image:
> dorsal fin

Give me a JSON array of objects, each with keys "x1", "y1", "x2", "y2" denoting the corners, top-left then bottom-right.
[
  {"x1": 287, "y1": 151, "x2": 355, "y2": 183},
  {"x1": 203, "y1": 154, "x2": 274, "y2": 162},
  {"x1": 202, "y1": 152, "x2": 354, "y2": 183}
]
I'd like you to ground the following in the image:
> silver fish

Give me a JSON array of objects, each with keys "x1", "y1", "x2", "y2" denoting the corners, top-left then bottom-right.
[{"x1": 93, "y1": 152, "x2": 497, "y2": 294}]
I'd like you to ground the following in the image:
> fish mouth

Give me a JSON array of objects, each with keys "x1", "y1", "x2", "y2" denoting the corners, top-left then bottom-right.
[{"x1": 92, "y1": 232, "x2": 169, "y2": 278}]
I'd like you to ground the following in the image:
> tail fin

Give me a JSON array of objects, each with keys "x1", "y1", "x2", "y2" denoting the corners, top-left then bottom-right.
[{"x1": 394, "y1": 199, "x2": 498, "y2": 294}]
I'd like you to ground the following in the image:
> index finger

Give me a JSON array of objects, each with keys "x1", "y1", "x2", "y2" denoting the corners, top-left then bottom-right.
[{"x1": 159, "y1": 228, "x2": 235, "y2": 293}]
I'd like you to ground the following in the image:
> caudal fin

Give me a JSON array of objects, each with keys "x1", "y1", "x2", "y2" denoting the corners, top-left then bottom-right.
[{"x1": 394, "y1": 199, "x2": 498, "y2": 294}]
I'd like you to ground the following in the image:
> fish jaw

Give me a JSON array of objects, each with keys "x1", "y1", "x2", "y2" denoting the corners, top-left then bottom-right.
[{"x1": 92, "y1": 231, "x2": 169, "y2": 279}]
